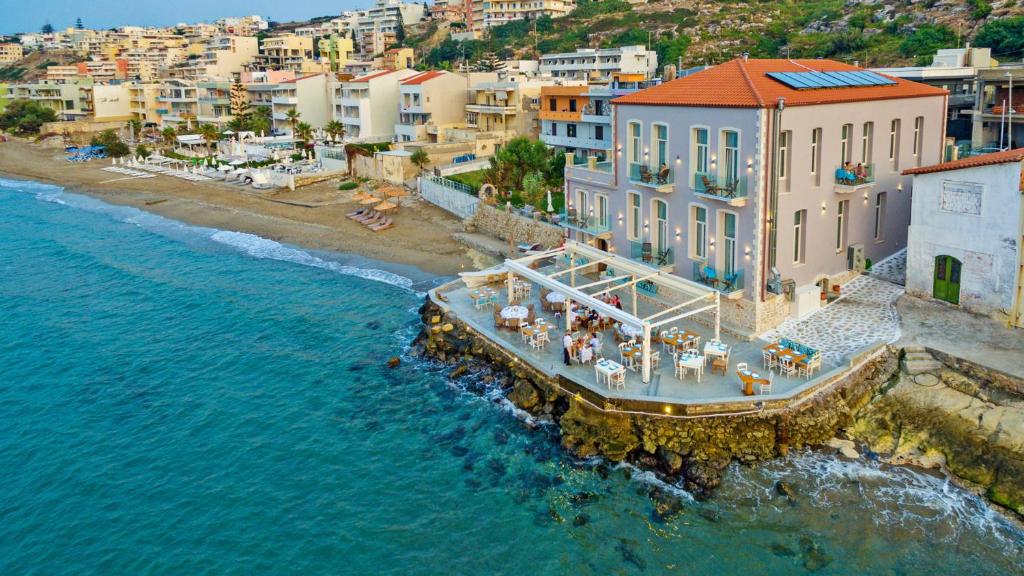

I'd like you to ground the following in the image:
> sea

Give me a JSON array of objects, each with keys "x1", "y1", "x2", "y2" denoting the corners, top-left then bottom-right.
[{"x1": 0, "y1": 176, "x2": 1021, "y2": 575}]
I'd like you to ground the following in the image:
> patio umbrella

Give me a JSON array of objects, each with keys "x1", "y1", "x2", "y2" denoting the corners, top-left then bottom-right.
[
  {"x1": 352, "y1": 191, "x2": 370, "y2": 201},
  {"x1": 375, "y1": 200, "x2": 398, "y2": 213},
  {"x1": 546, "y1": 189, "x2": 554, "y2": 212},
  {"x1": 360, "y1": 196, "x2": 381, "y2": 205}
]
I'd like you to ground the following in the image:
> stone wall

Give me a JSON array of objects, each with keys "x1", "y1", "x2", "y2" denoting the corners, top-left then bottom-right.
[
  {"x1": 755, "y1": 292, "x2": 792, "y2": 334},
  {"x1": 468, "y1": 204, "x2": 564, "y2": 250},
  {"x1": 416, "y1": 295, "x2": 899, "y2": 498}
]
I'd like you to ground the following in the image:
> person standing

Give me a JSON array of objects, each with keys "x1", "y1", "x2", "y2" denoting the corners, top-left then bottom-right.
[{"x1": 563, "y1": 331, "x2": 573, "y2": 366}]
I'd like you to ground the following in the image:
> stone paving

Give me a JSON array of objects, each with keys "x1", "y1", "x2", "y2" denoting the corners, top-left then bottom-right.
[
  {"x1": 760, "y1": 274, "x2": 904, "y2": 367},
  {"x1": 868, "y1": 248, "x2": 906, "y2": 286}
]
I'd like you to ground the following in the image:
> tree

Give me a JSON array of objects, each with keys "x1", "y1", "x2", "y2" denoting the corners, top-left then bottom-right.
[
  {"x1": 198, "y1": 123, "x2": 220, "y2": 157},
  {"x1": 249, "y1": 107, "x2": 271, "y2": 136},
  {"x1": 974, "y1": 17, "x2": 1024, "y2": 61},
  {"x1": 75, "y1": 17, "x2": 83, "y2": 30},
  {"x1": 324, "y1": 120, "x2": 346, "y2": 143},
  {"x1": 294, "y1": 121, "x2": 313, "y2": 148},
  {"x1": 229, "y1": 81, "x2": 250, "y2": 121},
  {"x1": 409, "y1": 148, "x2": 430, "y2": 172},
  {"x1": 161, "y1": 126, "x2": 177, "y2": 146},
  {"x1": 394, "y1": 10, "x2": 406, "y2": 47},
  {"x1": 135, "y1": 144, "x2": 151, "y2": 159},
  {"x1": 41, "y1": 22, "x2": 54, "y2": 34},
  {"x1": 284, "y1": 108, "x2": 301, "y2": 135},
  {"x1": 90, "y1": 129, "x2": 130, "y2": 157},
  {"x1": 127, "y1": 118, "x2": 142, "y2": 139},
  {"x1": 484, "y1": 137, "x2": 552, "y2": 196},
  {"x1": 899, "y1": 25, "x2": 955, "y2": 65},
  {"x1": 0, "y1": 99, "x2": 58, "y2": 134}
]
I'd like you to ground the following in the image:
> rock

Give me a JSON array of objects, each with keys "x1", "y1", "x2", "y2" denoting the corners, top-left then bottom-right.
[
  {"x1": 683, "y1": 458, "x2": 727, "y2": 499},
  {"x1": 615, "y1": 539, "x2": 647, "y2": 571},
  {"x1": 913, "y1": 373, "x2": 939, "y2": 387},
  {"x1": 573, "y1": 514, "x2": 589, "y2": 527},
  {"x1": 449, "y1": 364, "x2": 468, "y2": 379},
  {"x1": 775, "y1": 480, "x2": 796, "y2": 500},
  {"x1": 657, "y1": 447, "x2": 684, "y2": 474},
  {"x1": 697, "y1": 507, "x2": 721, "y2": 523},
  {"x1": 386, "y1": 357, "x2": 400, "y2": 368},
  {"x1": 826, "y1": 437, "x2": 861, "y2": 459},
  {"x1": 507, "y1": 379, "x2": 540, "y2": 412},
  {"x1": 771, "y1": 542, "x2": 797, "y2": 557},
  {"x1": 649, "y1": 488, "x2": 684, "y2": 522}
]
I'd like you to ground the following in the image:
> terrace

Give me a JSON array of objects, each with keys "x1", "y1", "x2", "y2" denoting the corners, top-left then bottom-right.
[
  {"x1": 833, "y1": 164, "x2": 876, "y2": 193},
  {"x1": 693, "y1": 172, "x2": 749, "y2": 206},
  {"x1": 435, "y1": 242, "x2": 841, "y2": 410},
  {"x1": 628, "y1": 162, "x2": 674, "y2": 192}
]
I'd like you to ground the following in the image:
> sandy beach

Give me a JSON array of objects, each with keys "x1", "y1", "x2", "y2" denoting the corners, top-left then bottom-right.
[{"x1": 0, "y1": 139, "x2": 496, "y2": 277}]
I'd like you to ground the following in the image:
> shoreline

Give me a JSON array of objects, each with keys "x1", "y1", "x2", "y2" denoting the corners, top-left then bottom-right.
[{"x1": 0, "y1": 139, "x2": 498, "y2": 278}]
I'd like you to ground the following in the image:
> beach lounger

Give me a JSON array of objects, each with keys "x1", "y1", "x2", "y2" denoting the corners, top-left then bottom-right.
[
  {"x1": 354, "y1": 210, "x2": 380, "y2": 223},
  {"x1": 369, "y1": 218, "x2": 393, "y2": 232},
  {"x1": 361, "y1": 214, "x2": 385, "y2": 227},
  {"x1": 346, "y1": 208, "x2": 369, "y2": 219}
]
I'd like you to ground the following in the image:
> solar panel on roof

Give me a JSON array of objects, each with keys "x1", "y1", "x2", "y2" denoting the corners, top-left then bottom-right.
[{"x1": 767, "y1": 70, "x2": 897, "y2": 90}]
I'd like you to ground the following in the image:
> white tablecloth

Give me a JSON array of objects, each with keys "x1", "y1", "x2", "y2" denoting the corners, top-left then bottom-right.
[
  {"x1": 677, "y1": 353, "x2": 704, "y2": 369},
  {"x1": 618, "y1": 324, "x2": 642, "y2": 338},
  {"x1": 500, "y1": 305, "x2": 529, "y2": 320},
  {"x1": 545, "y1": 292, "x2": 566, "y2": 304},
  {"x1": 704, "y1": 341, "x2": 729, "y2": 358},
  {"x1": 595, "y1": 358, "x2": 625, "y2": 385}
]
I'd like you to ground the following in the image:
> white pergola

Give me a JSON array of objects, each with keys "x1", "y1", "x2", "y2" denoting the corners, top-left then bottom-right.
[{"x1": 504, "y1": 241, "x2": 720, "y2": 384}]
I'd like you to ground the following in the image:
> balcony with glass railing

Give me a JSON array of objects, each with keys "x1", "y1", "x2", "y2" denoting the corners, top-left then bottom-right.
[
  {"x1": 692, "y1": 262, "x2": 744, "y2": 298},
  {"x1": 558, "y1": 209, "x2": 612, "y2": 236},
  {"x1": 627, "y1": 162, "x2": 674, "y2": 192},
  {"x1": 693, "y1": 172, "x2": 748, "y2": 206},
  {"x1": 833, "y1": 163, "x2": 875, "y2": 193},
  {"x1": 565, "y1": 155, "x2": 615, "y2": 187},
  {"x1": 628, "y1": 241, "x2": 674, "y2": 270}
]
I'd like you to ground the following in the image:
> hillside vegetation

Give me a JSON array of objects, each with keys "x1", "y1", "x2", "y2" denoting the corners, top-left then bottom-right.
[{"x1": 418, "y1": 0, "x2": 1024, "y2": 70}]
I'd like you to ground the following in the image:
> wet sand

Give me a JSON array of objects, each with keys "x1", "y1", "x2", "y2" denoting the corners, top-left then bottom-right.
[{"x1": 0, "y1": 139, "x2": 496, "y2": 277}]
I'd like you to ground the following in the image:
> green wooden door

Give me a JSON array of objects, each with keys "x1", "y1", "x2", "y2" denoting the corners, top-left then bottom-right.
[{"x1": 933, "y1": 255, "x2": 961, "y2": 305}]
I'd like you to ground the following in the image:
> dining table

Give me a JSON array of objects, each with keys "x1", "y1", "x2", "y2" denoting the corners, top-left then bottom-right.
[
  {"x1": 545, "y1": 292, "x2": 566, "y2": 304},
  {"x1": 595, "y1": 358, "x2": 626, "y2": 388},
  {"x1": 662, "y1": 331, "x2": 698, "y2": 350},
  {"x1": 676, "y1": 351, "x2": 704, "y2": 382},
  {"x1": 500, "y1": 305, "x2": 529, "y2": 320},
  {"x1": 618, "y1": 324, "x2": 643, "y2": 339},
  {"x1": 763, "y1": 342, "x2": 808, "y2": 367},
  {"x1": 704, "y1": 340, "x2": 729, "y2": 358},
  {"x1": 737, "y1": 368, "x2": 768, "y2": 396}
]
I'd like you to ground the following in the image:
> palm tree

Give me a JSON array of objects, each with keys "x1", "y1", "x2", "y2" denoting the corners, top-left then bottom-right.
[
  {"x1": 410, "y1": 148, "x2": 430, "y2": 173},
  {"x1": 284, "y1": 109, "x2": 301, "y2": 136},
  {"x1": 198, "y1": 123, "x2": 220, "y2": 157},
  {"x1": 161, "y1": 126, "x2": 177, "y2": 147},
  {"x1": 324, "y1": 120, "x2": 346, "y2": 144},
  {"x1": 295, "y1": 122, "x2": 314, "y2": 149}
]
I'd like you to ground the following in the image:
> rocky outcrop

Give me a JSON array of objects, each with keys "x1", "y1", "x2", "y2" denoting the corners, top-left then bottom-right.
[
  {"x1": 851, "y1": 350, "x2": 1024, "y2": 518},
  {"x1": 416, "y1": 296, "x2": 900, "y2": 499}
]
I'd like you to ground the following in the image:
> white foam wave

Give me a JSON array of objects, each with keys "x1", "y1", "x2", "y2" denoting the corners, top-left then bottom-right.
[
  {"x1": 209, "y1": 230, "x2": 414, "y2": 290},
  {"x1": 613, "y1": 462, "x2": 696, "y2": 502}
]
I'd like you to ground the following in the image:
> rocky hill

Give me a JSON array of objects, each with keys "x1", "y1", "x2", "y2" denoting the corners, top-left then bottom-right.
[{"x1": 417, "y1": 0, "x2": 1024, "y2": 70}]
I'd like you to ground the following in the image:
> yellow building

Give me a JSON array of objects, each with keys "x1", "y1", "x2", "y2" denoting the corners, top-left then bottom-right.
[
  {"x1": 0, "y1": 43, "x2": 24, "y2": 63},
  {"x1": 126, "y1": 82, "x2": 163, "y2": 125},
  {"x1": 317, "y1": 36, "x2": 355, "y2": 72},
  {"x1": 257, "y1": 35, "x2": 318, "y2": 73},
  {"x1": 383, "y1": 47, "x2": 415, "y2": 71}
]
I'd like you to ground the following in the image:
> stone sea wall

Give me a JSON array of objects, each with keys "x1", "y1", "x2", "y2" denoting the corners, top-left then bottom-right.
[
  {"x1": 414, "y1": 296, "x2": 899, "y2": 498},
  {"x1": 467, "y1": 204, "x2": 564, "y2": 250}
]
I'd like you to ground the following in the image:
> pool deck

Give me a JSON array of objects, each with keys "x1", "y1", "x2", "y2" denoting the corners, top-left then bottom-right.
[{"x1": 432, "y1": 279, "x2": 886, "y2": 415}]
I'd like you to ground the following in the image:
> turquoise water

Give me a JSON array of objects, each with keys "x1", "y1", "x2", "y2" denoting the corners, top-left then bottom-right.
[{"x1": 0, "y1": 177, "x2": 1021, "y2": 575}]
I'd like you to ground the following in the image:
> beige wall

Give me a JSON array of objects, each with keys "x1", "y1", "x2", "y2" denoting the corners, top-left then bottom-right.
[{"x1": 92, "y1": 85, "x2": 131, "y2": 121}]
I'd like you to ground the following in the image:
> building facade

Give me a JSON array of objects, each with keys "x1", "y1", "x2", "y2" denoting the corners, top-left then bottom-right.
[
  {"x1": 0, "y1": 43, "x2": 24, "y2": 63},
  {"x1": 483, "y1": 0, "x2": 575, "y2": 27},
  {"x1": 540, "y1": 46, "x2": 657, "y2": 82},
  {"x1": 271, "y1": 73, "x2": 332, "y2": 134},
  {"x1": 903, "y1": 149, "x2": 1024, "y2": 327},
  {"x1": 333, "y1": 68, "x2": 419, "y2": 142},
  {"x1": 395, "y1": 71, "x2": 468, "y2": 142},
  {"x1": 563, "y1": 58, "x2": 947, "y2": 332}
]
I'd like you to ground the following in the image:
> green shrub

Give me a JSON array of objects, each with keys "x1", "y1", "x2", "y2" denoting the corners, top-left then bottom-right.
[
  {"x1": 338, "y1": 181, "x2": 358, "y2": 191},
  {"x1": 90, "y1": 129, "x2": 130, "y2": 157}
]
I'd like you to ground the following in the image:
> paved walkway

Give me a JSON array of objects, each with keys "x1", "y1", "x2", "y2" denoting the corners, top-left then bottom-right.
[
  {"x1": 760, "y1": 274, "x2": 904, "y2": 366},
  {"x1": 869, "y1": 248, "x2": 906, "y2": 286}
]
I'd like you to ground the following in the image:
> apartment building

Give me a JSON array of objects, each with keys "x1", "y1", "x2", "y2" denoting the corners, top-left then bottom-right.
[
  {"x1": 156, "y1": 79, "x2": 199, "y2": 127},
  {"x1": 562, "y1": 58, "x2": 946, "y2": 332},
  {"x1": 539, "y1": 75, "x2": 659, "y2": 159},
  {"x1": 46, "y1": 60, "x2": 130, "y2": 83},
  {"x1": 0, "y1": 43, "x2": 23, "y2": 63},
  {"x1": 395, "y1": 71, "x2": 468, "y2": 142},
  {"x1": 216, "y1": 15, "x2": 269, "y2": 36},
  {"x1": 126, "y1": 81, "x2": 163, "y2": 125},
  {"x1": 7, "y1": 80, "x2": 94, "y2": 120},
  {"x1": 166, "y1": 36, "x2": 259, "y2": 81},
  {"x1": 91, "y1": 84, "x2": 132, "y2": 121},
  {"x1": 540, "y1": 46, "x2": 657, "y2": 82},
  {"x1": 271, "y1": 73, "x2": 332, "y2": 134},
  {"x1": 483, "y1": 0, "x2": 575, "y2": 27},
  {"x1": 317, "y1": 36, "x2": 355, "y2": 72},
  {"x1": 257, "y1": 35, "x2": 318, "y2": 73},
  {"x1": 382, "y1": 47, "x2": 415, "y2": 71},
  {"x1": 466, "y1": 75, "x2": 548, "y2": 142},
  {"x1": 333, "y1": 68, "x2": 419, "y2": 142},
  {"x1": 903, "y1": 148, "x2": 1024, "y2": 327},
  {"x1": 356, "y1": 0, "x2": 426, "y2": 54},
  {"x1": 196, "y1": 80, "x2": 234, "y2": 125},
  {"x1": 972, "y1": 64, "x2": 1024, "y2": 151},
  {"x1": 243, "y1": 70, "x2": 296, "y2": 115}
]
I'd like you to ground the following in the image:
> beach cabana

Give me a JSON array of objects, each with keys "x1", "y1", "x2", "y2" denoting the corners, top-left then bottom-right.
[{"x1": 503, "y1": 241, "x2": 720, "y2": 384}]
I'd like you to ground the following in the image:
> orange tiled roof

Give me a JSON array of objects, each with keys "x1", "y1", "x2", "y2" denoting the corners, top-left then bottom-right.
[
  {"x1": 401, "y1": 70, "x2": 445, "y2": 85},
  {"x1": 352, "y1": 69, "x2": 397, "y2": 82},
  {"x1": 612, "y1": 58, "x2": 947, "y2": 108},
  {"x1": 903, "y1": 147, "x2": 1024, "y2": 175},
  {"x1": 281, "y1": 73, "x2": 324, "y2": 84}
]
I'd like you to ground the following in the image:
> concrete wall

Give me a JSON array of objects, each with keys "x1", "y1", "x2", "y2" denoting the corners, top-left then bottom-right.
[
  {"x1": 420, "y1": 176, "x2": 480, "y2": 219},
  {"x1": 906, "y1": 161, "x2": 1023, "y2": 320}
]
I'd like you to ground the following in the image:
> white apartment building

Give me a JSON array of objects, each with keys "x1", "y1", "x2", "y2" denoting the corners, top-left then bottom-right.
[
  {"x1": 540, "y1": 45, "x2": 658, "y2": 81},
  {"x1": 395, "y1": 70, "x2": 468, "y2": 142},
  {"x1": 333, "y1": 68, "x2": 419, "y2": 142},
  {"x1": 356, "y1": 0, "x2": 426, "y2": 54},
  {"x1": 271, "y1": 73, "x2": 332, "y2": 134},
  {"x1": 483, "y1": 0, "x2": 575, "y2": 27}
]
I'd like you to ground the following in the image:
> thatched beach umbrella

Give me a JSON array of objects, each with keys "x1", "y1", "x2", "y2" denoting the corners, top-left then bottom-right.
[
  {"x1": 375, "y1": 200, "x2": 398, "y2": 213},
  {"x1": 360, "y1": 196, "x2": 381, "y2": 205}
]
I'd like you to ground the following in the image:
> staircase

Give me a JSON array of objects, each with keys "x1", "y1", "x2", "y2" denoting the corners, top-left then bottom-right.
[{"x1": 902, "y1": 346, "x2": 943, "y2": 375}]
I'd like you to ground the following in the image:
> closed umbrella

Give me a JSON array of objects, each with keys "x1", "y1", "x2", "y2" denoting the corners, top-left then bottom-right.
[{"x1": 360, "y1": 196, "x2": 381, "y2": 205}]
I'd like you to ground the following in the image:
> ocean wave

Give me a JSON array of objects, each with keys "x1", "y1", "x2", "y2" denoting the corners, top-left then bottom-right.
[
  {"x1": 209, "y1": 230, "x2": 414, "y2": 290},
  {"x1": 2, "y1": 177, "x2": 417, "y2": 291}
]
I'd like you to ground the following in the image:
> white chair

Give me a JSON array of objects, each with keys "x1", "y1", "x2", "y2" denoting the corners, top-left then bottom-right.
[
  {"x1": 617, "y1": 342, "x2": 629, "y2": 364},
  {"x1": 780, "y1": 357, "x2": 798, "y2": 377},
  {"x1": 610, "y1": 369, "x2": 626, "y2": 390},
  {"x1": 669, "y1": 326, "x2": 679, "y2": 334},
  {"x1": 650, "y1": 351, "x2": 661, "y2": 369},
  {"x1": 736, "y1": 362, "x2": 748, "y2": 372},
  {"x1": 660, "y1": 331, "x2": 670, "y2": 352},
  {"x1": 762, "y1": 350, "x2": 777, "y2": 370},
  {"x1": 760, "y1": 372, "x2": 774, "y2": 395}
]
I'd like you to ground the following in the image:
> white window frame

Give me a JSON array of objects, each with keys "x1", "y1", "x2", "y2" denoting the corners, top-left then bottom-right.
[
  {"x1": 719, "y1": 210, "x2": 739, "y2": 276},
  {"x1": 811, "y1": 127, "x2": 821, "y2": 186},
  {"x1": 595, "y1": 193, "x2": 609, "y2": 229},
  {"x1": 627, "y1": 121, "x2": 641, "y2": 166},
  {"x1": 793, "y1": 209, "x2": 805, "y2": 264},
  {"x1": 691, "y1": 125, "x2": 710, "y2": 187},
  {"x1": 627, "y1": 191, "x2": 641, "y2": 241},
  {"x1": 836, "y1": 200, "x2": 849, "y2": 253},
  {"x1": 913, "y1": 116, "x2": 922, "y2": 157},
  {"x1": 778, "y1": 130, "x2": 790, "y2": 185},
  {"x1": 874, "y1": 191, "x2": 887, "y2": 242},
  {"x1": 652, "y1": 122, "x2": 669, "y2": 169},
  {"x1": 720, "y1": 128, "x2": 740, "y2": 186},
  {"x1": 840, "y1": 123, "x2": 852, "y2": 163},
  {"x1": 889, "y1": 119, "x2": 900, "y2": 169},
  {"x1": 861, "y1": 122, "x2": 873, "y2": 164},
  {"x1": 651, "y1": 198, "x2": 669, "y2": 255},
  {"x1": 689, "y1": 203, "x2": 708, "y2": 260}
]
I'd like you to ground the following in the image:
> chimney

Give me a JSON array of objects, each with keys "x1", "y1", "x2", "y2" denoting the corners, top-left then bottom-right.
[
  {"x1": 854, "y1": 60, "x2": 859, "y2": 68},
  {"x1": 742, "y1": 52, "x2": 749, "y2": 62}
]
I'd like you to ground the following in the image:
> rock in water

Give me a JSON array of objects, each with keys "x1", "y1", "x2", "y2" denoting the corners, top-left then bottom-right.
[
  {"x1": 648, "y1": 488, "x2": 684, "y2": 522},
  {"x1": 573, "y1": 514, "x2": 589, "y2": 527},
  {"x1": 825, "y1": 437, "x2": 861, "y2": 459},
  {"x1": 775, "y1": 480, "x2": 796, "y2": 500},
  {"x1": 449, "y1": 364, "x2": 468, "y2": 379},
  {"x1": 387, "y1": 357, "x2": 400, "y2": 368},
  {"x1": 507, "y1": 379, "x2": 540, "y2": 411},
  {"x1": 615, "y1": 539, "x2": 647, "y2": 571}
]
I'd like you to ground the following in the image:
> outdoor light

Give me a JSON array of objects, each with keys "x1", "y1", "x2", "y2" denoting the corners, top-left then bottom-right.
[
  {"x1": 663, "y1": 405, "x2": 673, "y2": 415},
  {"x1": 745, "y1": 247, "x2": 752, "y2": 256},
  {"x1": 821, "y1": 202, "x2": 827, "y2": 212},
  {"x1": 709, "y1": 238, "x2": 716, "y2": 247},
  {"x1": 675, "y1": 155, "x2": 681, "y2": 164},
  {"x1": 897, "y1": 182, "x2": 903, "y2": 191}
]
